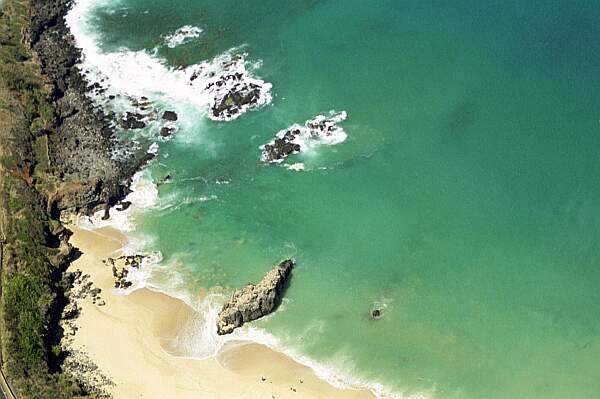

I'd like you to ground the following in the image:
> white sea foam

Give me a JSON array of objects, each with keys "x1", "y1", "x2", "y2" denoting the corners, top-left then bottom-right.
[
  {"x1": 163, "y1": 25, "x2": 204, "y2": 48},
  {"x1": 66, "y1": 0, "x2": 271, "y2": 124},
  {"x1": 260, "y1": 110, "x2": 348, "y2": 164},
  {"x1": 75, "y1": 168, "x2": 158, "y2": 233},
  {"x1": 148, "y1": 289, "x2": 430, "y2": 399},
  {"x1": 286, "y1": 162, "x2": 306, "y2": 171}
]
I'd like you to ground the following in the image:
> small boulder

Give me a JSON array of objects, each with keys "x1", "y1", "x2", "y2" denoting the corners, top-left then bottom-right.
[
  {"x1": 160, "y1": 127, "x2": 174, "y2": 137},
  {"x1": 162, "y1": 111, "x2": 178, "y2": 121}
]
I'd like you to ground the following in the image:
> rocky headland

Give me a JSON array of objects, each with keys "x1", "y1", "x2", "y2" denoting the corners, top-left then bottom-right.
[
  {"x1": 29, "y1": 0, "x2": 150, "y2": 218},
  {"x1": 217, "y1": 259, "x2": 295, "y2": 335}
]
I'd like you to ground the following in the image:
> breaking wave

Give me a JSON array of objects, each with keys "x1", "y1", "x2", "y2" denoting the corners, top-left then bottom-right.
[
  {"x1": 163, "y1": 25, "x2": 204, "y2": 48},
  {"x1": 66, "y1": 0, "x2": 272, "y2": 124}
]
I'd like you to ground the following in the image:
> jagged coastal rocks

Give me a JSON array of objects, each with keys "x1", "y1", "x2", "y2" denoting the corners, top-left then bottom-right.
[
  {"x1": 260, "y1": 111, "x2": 348, "y2": 163},
  {"x1": 29, "y1": 0, "x2": 149, "y2": 218},
  {"x1": 120, "y1": 111, "x2": 146, "y2": 129},
  {"x1": 188, "y1": 53, "x2": 273, "y2": 121},
  {"x1": 217, "y1": 259, "x2": 295, "y2": 335},
  {"x1": 104, "y1": 254, "x2": 146, "y2": 289}
]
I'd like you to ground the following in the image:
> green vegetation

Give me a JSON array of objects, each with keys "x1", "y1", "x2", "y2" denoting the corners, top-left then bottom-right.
[
  {"x1": 0, "y1": 1, "x2": 87, "y2": 398},
  {"x1": 3, "y1": 274, "x2": 51, "y2": 375},
  {"x1": 0, "y1": 176, "x2": 83, "y2": 398}
]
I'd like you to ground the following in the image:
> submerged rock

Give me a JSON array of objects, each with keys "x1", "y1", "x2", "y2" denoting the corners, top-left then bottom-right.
[{"x1": 217, "y1": 259, "x2": 295, "y2": 335}]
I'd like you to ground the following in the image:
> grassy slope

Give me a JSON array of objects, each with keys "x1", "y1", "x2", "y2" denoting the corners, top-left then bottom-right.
[{"x1": 0, "y1": 1, "x2": 87, "y2": 397}]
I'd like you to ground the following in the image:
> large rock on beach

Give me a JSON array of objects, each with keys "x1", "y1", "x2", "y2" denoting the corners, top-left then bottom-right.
[{"x1": 217, "y1": 259, "x2": 295, "y2": 335}]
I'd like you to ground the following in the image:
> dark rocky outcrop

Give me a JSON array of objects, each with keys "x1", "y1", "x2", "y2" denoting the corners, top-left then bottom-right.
[
  {"x1": 260, "y1": 111, "x2": 347, "y2": 163},
  {"x1": 211, "y1": 82, "x2": 261, "y2": 119},
  {"x1": 160, "y1": 126, "x2": 174, "y2": 137},
  {"x1": 261, "y1": 129, "x2": 302, "y2": 163},
  {"x1": 217, "y1": 259, "x2": 295, "y2": 335},
  {"x1": 120, "y1": 112, "x2": 146, "y2": 129},
  {"x1": 162, "y1": 110, "x2": 178, "y2": 121},
  {"x1": 205, "y1": 68, "x2": 265, "y2": 120},
  {"x1": 28, "y1": 0, "x2": 148, "y2": 217}
]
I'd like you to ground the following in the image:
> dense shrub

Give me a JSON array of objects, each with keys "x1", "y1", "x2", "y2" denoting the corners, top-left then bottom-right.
[{"x1": 0, "y1": 1, "x2": 84, "y2": 398}]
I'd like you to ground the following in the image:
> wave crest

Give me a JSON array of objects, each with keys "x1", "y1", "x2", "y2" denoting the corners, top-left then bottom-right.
[{"x1": 163, "y1": 25, "x2": 203, "y2": 48}]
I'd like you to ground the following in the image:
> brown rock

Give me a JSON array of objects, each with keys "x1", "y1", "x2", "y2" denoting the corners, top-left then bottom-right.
[{"x1": 216, "y1": 259, "x2": 295, "y2": 335}]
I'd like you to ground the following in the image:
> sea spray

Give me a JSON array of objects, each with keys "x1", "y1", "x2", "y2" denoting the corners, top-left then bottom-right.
[
  {"x1": 162, "y1": 25, "x2": 204, "y2": 48},
  {"x1": 67, "y1": 0, "x2": 272, "y2": 123}
]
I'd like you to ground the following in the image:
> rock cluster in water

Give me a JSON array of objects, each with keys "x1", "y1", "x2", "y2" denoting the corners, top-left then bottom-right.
[
  {"x1": 217, "y1": 259, "x2": 295, "y2": 335},
  {"x1": 210, "y1": 77, "x2": 262, "y2": 120},
  {"x1": 120, "y1": 112, "x2": 146, "y2": 129},
  {"x1": 260, "y1": 111, "x2": 348, "y2": 163},
  {"x1": 188, "y1": 53, "x2": 272, "y2": 121}
]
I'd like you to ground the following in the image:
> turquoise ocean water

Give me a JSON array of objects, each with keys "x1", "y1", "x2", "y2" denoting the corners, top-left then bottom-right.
[{"x1": 70, "y1": 1, "x2": 600, "y2": 398}]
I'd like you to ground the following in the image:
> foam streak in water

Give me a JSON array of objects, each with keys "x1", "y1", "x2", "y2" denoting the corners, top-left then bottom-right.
[{"x1": 163, "y1": 25, "x2": 203, "y2": 48}]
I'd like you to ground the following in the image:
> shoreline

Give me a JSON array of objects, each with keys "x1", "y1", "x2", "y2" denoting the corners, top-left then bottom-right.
[
  {"x1": 23, "y1": 0, "x2": 388, "y2": 397},
  {"x1": 63, "y1": 225, "x2": 377, "y2": 399}
]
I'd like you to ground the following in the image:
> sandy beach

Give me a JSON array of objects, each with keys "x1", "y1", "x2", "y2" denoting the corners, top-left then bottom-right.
[{"x1": 63, "y1": 226, "x2": 377, "y2": 399}]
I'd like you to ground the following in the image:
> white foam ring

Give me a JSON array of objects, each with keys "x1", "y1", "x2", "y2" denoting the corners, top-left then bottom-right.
[
  {"x1": 260, "y1": 110, "x2": 348, "y2": 164},
  {"x1": 163, "y1": 25, "x2": 204, "y2": 48}
]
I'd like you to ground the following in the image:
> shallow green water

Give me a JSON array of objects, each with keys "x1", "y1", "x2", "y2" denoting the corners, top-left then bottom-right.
[{"x1": 82, "y1": 0, "x2": 600, "y2": 397}]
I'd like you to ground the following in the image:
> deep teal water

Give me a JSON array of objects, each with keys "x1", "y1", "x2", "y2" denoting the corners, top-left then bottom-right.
[{"x1": 82, "y1": 1, "x2": 600, "y2": 397}]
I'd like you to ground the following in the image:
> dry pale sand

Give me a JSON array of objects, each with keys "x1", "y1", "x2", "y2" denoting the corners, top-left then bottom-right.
[{"x1": 66, "y1": 226, "x2": 377, "y2": 399}]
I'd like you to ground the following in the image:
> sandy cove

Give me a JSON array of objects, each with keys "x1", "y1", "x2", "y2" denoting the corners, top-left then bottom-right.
[{"x1": 63, "y1": 226, "x2": 377, "y2": 399}]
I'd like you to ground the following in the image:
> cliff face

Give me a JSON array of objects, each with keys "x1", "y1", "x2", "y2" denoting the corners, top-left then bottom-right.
[{"x1": 27, "y1": 0, "x2": 144, "y2": 217}]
